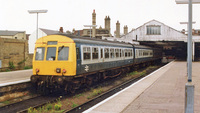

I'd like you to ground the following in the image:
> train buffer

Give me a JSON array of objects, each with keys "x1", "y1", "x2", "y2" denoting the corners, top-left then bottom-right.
[{"x1": 83, "y1": 61, "x2": 200, "y2": 113}]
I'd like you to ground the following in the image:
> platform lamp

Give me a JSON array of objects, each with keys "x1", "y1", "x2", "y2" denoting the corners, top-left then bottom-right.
[
  {"x1": 176, "y1": 0, "x2": 200, "y2": 113},
  {"x1": 84, "y1": 25, "x2": 97, "y2": 38},
  {"x1": 28, "y1": 10, "x2": 48, "y2": 40}
]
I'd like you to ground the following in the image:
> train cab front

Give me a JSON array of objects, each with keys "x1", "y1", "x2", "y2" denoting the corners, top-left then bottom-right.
[{"x1": 31, "y1": 35, "x2": 76, "y2": 89}]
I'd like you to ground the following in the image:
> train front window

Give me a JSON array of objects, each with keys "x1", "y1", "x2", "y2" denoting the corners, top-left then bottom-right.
[
  {"x1": 35, "y1": 47, "x2": 45, "y2": 60},
  {"x1": 58, "y1": 47, "x2": 69, "y2": 60},
  {"x1": 46, "y1": 47, "x2": 56, "y2": 61}
]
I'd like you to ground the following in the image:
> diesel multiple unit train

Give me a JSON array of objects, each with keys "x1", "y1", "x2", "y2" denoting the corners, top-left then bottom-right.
[{"x1": 31, "y1": 33, "x2": 162, "y2": 93}]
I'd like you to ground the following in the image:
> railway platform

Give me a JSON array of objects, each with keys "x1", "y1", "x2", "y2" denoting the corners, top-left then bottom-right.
[
  {"x1": 0, "y1": 69, "x2": 32, "y2": 87},
  {"x1": 83, "y1": 61, "x2": 200, "y2": 113}
]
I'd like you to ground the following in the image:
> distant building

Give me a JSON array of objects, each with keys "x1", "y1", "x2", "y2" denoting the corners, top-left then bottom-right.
[
  {"x1": 0, "y1": 30, "x2": 27, "y2": 40},
  {"x1": 28, "y1": 28, "x2": 59, "y2": 53},
  {"x1": 72, "y1": 10, "x2": 112, "y2": 39}
]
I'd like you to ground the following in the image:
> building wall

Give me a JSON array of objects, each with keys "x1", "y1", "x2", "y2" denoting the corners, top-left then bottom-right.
[
  {"x1": 0, "y1": 32, "x2": 26, "y2": 40},
  {"x1": 29, "y1": 29, "x2": 47, "y2": 54},
  {"x1": 122, "y1": 20, "x2": 187, "y2": 42},
  {"x1": 0, "y1": 38, "x2": 31, "y2": 68},
  {"x1": 13, "y1": 32, "x2": 26, "y2": 39}
]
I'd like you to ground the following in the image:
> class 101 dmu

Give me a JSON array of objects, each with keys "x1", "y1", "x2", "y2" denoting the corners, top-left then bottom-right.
[{"x1": 31, "y1": 33, "x2": 162, "y2": 93}]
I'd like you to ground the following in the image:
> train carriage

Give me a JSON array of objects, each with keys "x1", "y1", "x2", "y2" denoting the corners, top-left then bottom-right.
[{"x1": 31, "y1": 33, "x2": 162, "y2": 93}]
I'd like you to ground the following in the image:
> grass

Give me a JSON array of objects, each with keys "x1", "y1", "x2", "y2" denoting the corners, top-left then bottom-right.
[
  {"x1": 27, "y1": 98, "x2": 63, "y2": 113},
  {"x1": 71, "y1": 102, "x2": 78, "y2": 108},
  {"x1": 1, "y1": 100, "x2": 10, "y2": 105},
  {"x1": 87, "y1": 87, "x2": 103, "y2": 99},
  {"x1": 73, "y1": 93, "x2": 83, "y2": 99}
]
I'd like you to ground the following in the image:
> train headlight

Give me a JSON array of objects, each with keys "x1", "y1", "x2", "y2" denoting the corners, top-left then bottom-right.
[
  {"x1": 56, "y1": 68, "x2": 61, "y2": 73},
  {"x1": 62, "y1": 69, "x2": 66, "y2": 74}
]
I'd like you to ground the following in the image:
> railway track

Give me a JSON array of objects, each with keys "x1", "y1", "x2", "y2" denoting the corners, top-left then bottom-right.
[
  {"x1": 65, "y1": 74, "x2": 144, "y2": 113},
  {"x1": 0, "y1": 64, "x2": 164, "y2": 113}
]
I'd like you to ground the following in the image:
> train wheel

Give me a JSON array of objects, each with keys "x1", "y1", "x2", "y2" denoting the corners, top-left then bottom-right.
[
  {"x1": 68, "y1": 83, "x2": 76, "y2": 94},
  {"x1": 86, "y1": 77, "x2": 93, "y2": 87}
]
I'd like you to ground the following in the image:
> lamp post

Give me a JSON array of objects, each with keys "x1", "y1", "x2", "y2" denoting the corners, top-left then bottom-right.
[
  {"x1": 84, "y1": 25, "x2": 97, "y2": 38},
  {"x1": 175, "y1": 0, "x2": 200, "y2": 113},
  {"x1": 28, "y1": 10, "x2": 48, "y2": 39}
]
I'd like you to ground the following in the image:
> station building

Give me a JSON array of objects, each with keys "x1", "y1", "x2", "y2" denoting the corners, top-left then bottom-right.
[{"x1": 119, "y1": 20, "x2": 200, "y2": 61}]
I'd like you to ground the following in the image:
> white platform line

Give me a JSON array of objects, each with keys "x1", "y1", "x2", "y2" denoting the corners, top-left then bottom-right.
[
  {"x1": 0, "y1": 79, "x2": 30, "y2": 87},
  {"x1": 83, "y1": 61, "x2": 174, "y2": 113}
]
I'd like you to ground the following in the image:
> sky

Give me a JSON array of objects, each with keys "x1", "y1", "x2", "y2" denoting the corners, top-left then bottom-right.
[{"x1": 0, "y1": 0, "x2": 200, "y2": 35}]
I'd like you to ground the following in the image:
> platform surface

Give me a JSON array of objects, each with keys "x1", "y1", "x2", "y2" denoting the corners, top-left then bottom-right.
[
  {"x1": 83, "y1": 61, "x2": 200, "y2": 113},
  {"x1": 0, "y1": 69, "x2": 32, "y2": 87}
]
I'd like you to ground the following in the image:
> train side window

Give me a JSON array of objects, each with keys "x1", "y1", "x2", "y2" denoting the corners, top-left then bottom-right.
[
  {"x1": 105, "y1": 48, "x2": 109, "y2": 59},
  {"x1": 46, "y1": 47, "x2": 56, "y2": 61},
  {"x1": 128, "y1": 49, "x2": 131, "y2": 57},
  {"x1": 92, "y1": 47, "x2": 99, "y2": 59},
  {"x1": 125, "y1": 49, "x2": 128, "y2": 57},
  {"x1": 110, "y1": 48, "x2": 114, "y2": 58},
  {"x1": 101, "y1": 48, "x2": 103, "y2": 58},
  {"x1": 76, "y1": 48, "x2": 80, "y2": 60},
  {"x1": 115, "y1": 49, "x2": 119, "y2": 58},
  {"x1": 122, "y1": 49, "x2": 124, "y2": 57},
  {"x1": 83, "y1": 47, "x2": 91, "y2": 60},
  {"x1": 35, "y1": 47, "x2": 45, "y2": 60},
  {"x1": 119, "y1": 49, "x2": 122, "y2": 57}
]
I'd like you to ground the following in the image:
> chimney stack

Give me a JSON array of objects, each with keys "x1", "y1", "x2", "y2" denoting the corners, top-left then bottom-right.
[
  {"x1": 92, "y1": 9, "x2": 96, "y2": 38},
  {"x1": 105, "y1": 16, "x2": 111, "y2": 35},
  {"x1": 124, "y1": 25, "x2": 128, "y2": 35},
  {"x1": 181, "y1": 29, "x2": 185, "y2": 34},
  {"x1": 116, "y1": 21, "x2": 120, "y2": 38},
  {"x1": 59, "y1": 27, "x2": 63, "y2": 33}
]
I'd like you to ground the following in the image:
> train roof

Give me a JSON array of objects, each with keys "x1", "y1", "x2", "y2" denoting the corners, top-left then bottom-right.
[
  {"x1": 51, "y1": 33, "x2": 153, "y2": 49},
  {"x1": 57, "y1": 33, "x2": 133, "y2": 47}
]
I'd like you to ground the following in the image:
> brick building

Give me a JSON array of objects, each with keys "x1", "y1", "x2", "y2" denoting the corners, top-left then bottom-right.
[{"x1": 0, "y1": 38, "x2": 32, "y2": 68}]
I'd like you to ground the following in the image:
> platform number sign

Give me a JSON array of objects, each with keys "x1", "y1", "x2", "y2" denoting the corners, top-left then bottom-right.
[{"x1": 0, "y1": 60, "x2": 1, "y2": 68}]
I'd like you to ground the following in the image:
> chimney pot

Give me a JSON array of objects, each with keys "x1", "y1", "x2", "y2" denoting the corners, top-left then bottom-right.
[{"x1": 59, "y1": 27, "x2": 63, "y2": 33}]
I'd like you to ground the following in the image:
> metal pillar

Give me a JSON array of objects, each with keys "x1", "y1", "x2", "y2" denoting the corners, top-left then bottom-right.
[
  {"x1": 36, "y1": 13, "x2": 38, "y2": 39},
  {"x1": 185, "y1": 0, "x2": 194, "y2": 113},
  {"x1": 192, "y1": 41, "x2": 195, "y2": 61}
]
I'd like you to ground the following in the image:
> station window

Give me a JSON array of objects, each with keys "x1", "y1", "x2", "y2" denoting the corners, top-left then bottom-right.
[
  {"x1": 58, "y1": 47, "x2": 69, "y2": 60},
  {"x1": 35, "y1": 47, "x2": 45, "y2": 60},
  {"x1": 110, "y1": 48, "x2": 114, "y2": 58},
  {"x1": 105, "y1": 48, "x2": 109, "y2": 59},
  {"x1": 46, "y1": 47, "x2": 56, "y2": 61},
  {"x1": 83, "y1": 47, "x2": 91, "y2": 60},
  {"x1": 147, "y1": 25, "x2": 161, "y2": 35},
  {"x1": 92, "y1": 47, "x2": 99, "y2": 59}
]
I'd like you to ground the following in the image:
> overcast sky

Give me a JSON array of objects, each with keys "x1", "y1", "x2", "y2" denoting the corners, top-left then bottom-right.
[{"x1": 1, "y1": 0, "x2": 200, "y2": 35}]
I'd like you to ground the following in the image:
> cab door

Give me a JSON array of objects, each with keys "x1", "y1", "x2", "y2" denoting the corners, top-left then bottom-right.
[{"x1": 76, "y1": 44, "x2": 81, "y2": 75}]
